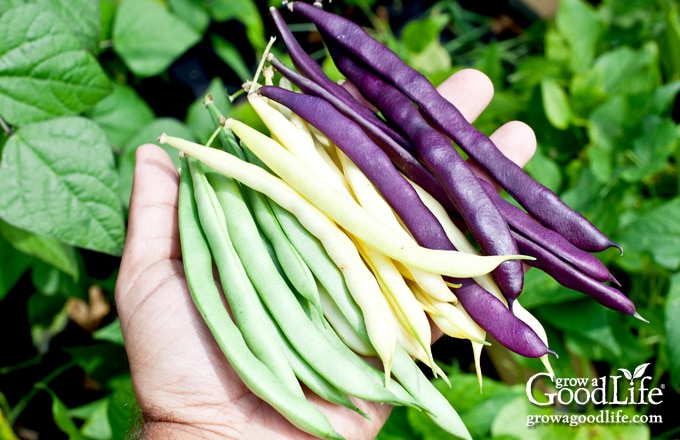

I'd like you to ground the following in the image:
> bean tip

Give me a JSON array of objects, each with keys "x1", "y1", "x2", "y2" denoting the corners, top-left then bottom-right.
[
  {"x1": 632, "y1": 311, "x2": 648, "y2": 323},
  {"x1": 157, "y1": 132, "x2": 167, "y2": 144}
]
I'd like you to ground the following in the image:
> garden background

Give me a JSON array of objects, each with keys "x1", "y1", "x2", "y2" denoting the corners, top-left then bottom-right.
[{"x1": 1, "y1": 0, "x2": 679, "y2": 438}]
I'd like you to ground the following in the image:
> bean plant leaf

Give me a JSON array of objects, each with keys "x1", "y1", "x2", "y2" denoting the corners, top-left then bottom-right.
[
  {"x1": 0, "y1": 220, "x2": 79, "y2": 280},
  {"x1": 113, "y1": 0, "x2": 201, "y2": 77},
  {"x1": 620, "y1": 115, "x2": 678, "y2": 182},
  {"x1": 0, "y1": 4, "x2": 112, "y2": 126},
  {"x1": 619, "y1": 197, "x2": 680, "y2": 270},
  {"x1": 555, "y1": 0, "x2": 603, "y2": 73},
  {"x1": 666, "y1": 272, "x2": 680, "y2": 388},
  {"x1": 86, "y1": 83, "x2": 155, "y2": 150},
  {"x1": 45, "y1": 387, "x2": 89, "y2": 440},
  {"x1": 541, "y1": 78, "x2": 573, "y2": 129},
  {"x1": 571, "y1": 43, "x2": 660, "y2": 112},
  {"x1": 0, "y1": 116, "x2": 126, "y2": 256},
  {"x1": 0, "y1": 233, "x2": 32, "y2": 301},
  {"x1": 35, "y1": 0, "x2": 100, "y2": 53},
  {"x1": 169, "y1": 0, "x2": 210, "y2": 35},
  {"x1": 0, "y1": 0, "x2": 24, "y2": 14},
  {"x1": 208, "y1": 0, "x2": 265, "y2": 52}
]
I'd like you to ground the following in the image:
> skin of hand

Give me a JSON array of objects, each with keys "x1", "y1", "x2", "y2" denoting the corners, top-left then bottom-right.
[{"x1": 114, "y1": 68, "x2": 537, "y2": 440}]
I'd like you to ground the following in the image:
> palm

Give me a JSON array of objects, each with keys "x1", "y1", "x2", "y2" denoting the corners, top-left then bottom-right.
[
  {"x1": 116, "y1": 144, "x2": 391, "y2": 439},
  {"x1": 114, "y1": 69, "x2": 536, "y2": 439}
]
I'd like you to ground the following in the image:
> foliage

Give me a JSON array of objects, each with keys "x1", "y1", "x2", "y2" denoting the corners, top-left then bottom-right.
[{"x1": 0, "y1": 0, "x2": 678, "y2": 438}]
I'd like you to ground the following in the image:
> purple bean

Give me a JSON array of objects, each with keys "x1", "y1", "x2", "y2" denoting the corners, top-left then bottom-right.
[
  {"x1": 287, "y1": 1, "x2": 621, "y2": 254},
  {"x1": 323, "y1": 45, "x2": 524, "y2": 303},
  {"x1": 258, "y1": 85, "x2": 454, "y2": 251},
  {"x1": 451, "y1": 278, "x2": 552, "y2": 358},
  {"x1": 512, "y1": 232, "x2": 636, "y2": 316},
  {"x1": 479, "y1": 179, "x2": 619, "y2": 284},
  {"x1": 266, "y1": 54, "x2": 453, "y2": 213},
  {"x1": 268, "y1": 6, "x2": 411, "y2": 150}
]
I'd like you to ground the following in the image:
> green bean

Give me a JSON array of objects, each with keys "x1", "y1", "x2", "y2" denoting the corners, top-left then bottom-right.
[
  {"x1": 390, "y1": 347, "x2": 472, "y2": 440},
  {"x1": 177, "y1": 156, "x2": 344, "y2": 439},
  {"x1": 204, "y1": 169, "x2": 420, "y2": 408},
  {"x1": 267, "y1": 306, "x2": 369, "y2": 419},
  {"x1": 187, "y1": 159, "x2": 302, "y2": 397},
  {"x1": 242, "y1": 182, "x2": 323, "y2": 318},
  {"x1": 317, "y1": 283, "x2": 375, "y2": 357},
  {"x1": 266, "y1": 198, "x2": 370, "y2": 348}
]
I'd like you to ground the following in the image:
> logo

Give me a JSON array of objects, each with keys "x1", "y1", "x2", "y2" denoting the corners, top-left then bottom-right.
[{"x1": 526, "y1": 363, "x2": 664, "y2": 407}]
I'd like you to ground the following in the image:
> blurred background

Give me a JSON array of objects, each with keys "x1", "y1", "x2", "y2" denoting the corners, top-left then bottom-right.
[{"x1": 1, "y1": 0, "x2": 679, "y2": 438}]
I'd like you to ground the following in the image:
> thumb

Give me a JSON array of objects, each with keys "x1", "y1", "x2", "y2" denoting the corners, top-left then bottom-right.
[{"x1": 115, "y1": 144, "x2": 182, "y2": 322}]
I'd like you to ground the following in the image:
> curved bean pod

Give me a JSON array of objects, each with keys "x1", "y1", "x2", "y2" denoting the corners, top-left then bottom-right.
[
  {"x1": 479, "y1": 179, "x2": 618, "y2": 284},
  {"x1": 512, "y1": 231, "x2": 637, "y2": 316}
]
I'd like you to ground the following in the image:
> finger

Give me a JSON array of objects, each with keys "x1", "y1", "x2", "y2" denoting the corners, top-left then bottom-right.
[
  {"x1": 436, "y1": 68, "x2": 494, "y2": 123},
  {"x1": 116, "y1": 144, "x2": 181, "y2": 308},
  {"x1": 490, "y1": 120, "x2": 537, "y2": 168},
  {"x1": 466, "y1": 120, "x2": 537, "y2": 187}
]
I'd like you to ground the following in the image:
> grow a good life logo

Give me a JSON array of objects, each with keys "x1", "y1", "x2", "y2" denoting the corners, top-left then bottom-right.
[{"x1": 525, "y1": 363, "x2": 665, "y2": 427}]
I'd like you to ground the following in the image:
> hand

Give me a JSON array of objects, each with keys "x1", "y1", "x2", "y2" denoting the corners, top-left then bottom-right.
[{"x1": 114, "y1": 69, "x2": 536, "y2": 439}]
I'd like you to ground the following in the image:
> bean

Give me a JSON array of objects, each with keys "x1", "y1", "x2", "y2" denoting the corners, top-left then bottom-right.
[
  {"x1": 288, "y1": 0, "x2": 620, "y2": 253},
  {"x1": 187, "y1": 158, "x2": 302, "y2": 396},
  {"x1": 177, "y1": 155, "x2": 343, "y2": 439}
]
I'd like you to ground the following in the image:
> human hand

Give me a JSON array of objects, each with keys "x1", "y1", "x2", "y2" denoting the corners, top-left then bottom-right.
[{"x1": 114, "y1": 68, "x2": 536, "y2": 439}]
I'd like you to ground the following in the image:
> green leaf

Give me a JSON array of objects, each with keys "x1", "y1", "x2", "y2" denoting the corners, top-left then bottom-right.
[
  {"x1": 666, "y1": 272, "x2": 680, "y2": 388},
  {"x1": 208, "y1": 0, "x2": 265, "y2": 52},
  {"x1": 0, "y1": 4, "x2": 112, "y2": 126},
  {"x1": 619, "y1": 197, "x2": 680, "y2": 270},
  {"x1": 169, "y1": 0, "x2": 210, "y2": 35},
  {"x1": 571, "y1": 43, "x2": 660, "y2": 112},
  {"x1": 0, "y1": 220, "x2": 79, "y2": 280},
  {"x1": 0, "y1": 116, "x2": 126, "y2": 256},
  {"x1": 99, "y1": 0, "x2": 116, "y2": 43},
  {"x1": 35, "y1": 0, "x2": 100, "y2": 53},
  {"x1": 46, "y1": 388, "x2": 88, "y2": 440},
  {"x1": 93, "y1": 318, "x2": 124, "y2": 346},
  {"x1": 113, "y1": 0, "x2": 201, "y2": 77},
  {"x1": 541, "y1": 79, "x2": 572, "y2": 130},
  {"x1": 555, "y1": 0, "x2": 603, "y2": 73},
  {"x1": 0, "y1": 232, "x2": 31, "y2": 301},
  {"x1": 118, "y1": 118, "x2": 195, "y2": 209},
  {"x1": 0, "y1": 0, "x2": 25, "y2": 15},
  {"x1": 69, "y1": 398, "x2": 112, "y2": 440},
  {"x1": 524, "y1": 144, "x2": 562, "y2": 192},
  {"x1": 86, "y1": 83, "x2": 155, "y2": 150},
  {"x1": 538, "y1": 301, "x2": 622, "y2": 358},
  {"x1": 401, "y1": 13, "x2": 449, "y2": 54},
  {"x1": 64, "y1": 344, "x2": 129, "y2": 387},
  {"x1": 107, "y1": 375, "x2": 137, "y2": 440},
  {"x1": 620, "y1": 115, "x2": 678, "y2": 182}
]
